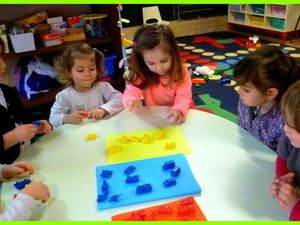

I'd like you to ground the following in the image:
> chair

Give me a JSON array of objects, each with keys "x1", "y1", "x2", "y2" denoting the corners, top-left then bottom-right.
[{"x1": 142, "y1": 6, "x2": 170, "y2": 26}]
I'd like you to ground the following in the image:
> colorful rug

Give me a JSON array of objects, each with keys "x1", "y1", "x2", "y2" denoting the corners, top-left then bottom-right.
[{"x1": 177, "y1": 31, "x2": 300, "y2": 122}]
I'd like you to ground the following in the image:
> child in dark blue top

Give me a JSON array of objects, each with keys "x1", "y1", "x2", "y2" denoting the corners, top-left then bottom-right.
[{"x1": 0, "y1": 38, "x2": 52, "y2": 163}]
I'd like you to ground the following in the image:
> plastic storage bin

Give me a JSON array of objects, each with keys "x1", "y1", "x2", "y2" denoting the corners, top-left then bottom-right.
[
  {"x1": 271, "y1": 5, "x2": 286, "y2": 17},
  {"x1": 9, "y1": 33, "x2": 36, "y2": 53},
  {"x1": 250, "y1": 15, "x2": 264, "y2": 26},
  {"x1": 104, "y1": 55, "x2": 117, "y2": 77},
  {"x1": 230, "y1": 5, "x2": 245, "y2": 12},
  {"x1": 251, "y1": 4, "x2": 265, "y2": 14},
  {"x1": 234, "y1": 13, "x2": 245, "y2": 23},
  {"x1": 82, "y1": 14, "x2": 108, "y2": 38},
  {"x1": 270, "y1": 18, "x2": 285, "y2": 30}
]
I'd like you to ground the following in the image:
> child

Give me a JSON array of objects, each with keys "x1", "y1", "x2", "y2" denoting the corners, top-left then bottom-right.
[
  {"x1": 0, "y1": 38, "x2": 52, "y2": 164},
  {"x1": 49, "y1": 43, "x2": 124, "y2": 128},
  {"x1": 0, "y1": 161, "x2": 50, "y2": 220},
  {"x1": 234, "y1": 45, "x2": 300, "y2": 151},
  {"x1": 271, "y1": 80, "x2": 300, "y2": 220},
  {"x1": 122, "y1": 24, "x2": 192, "y2": 124}
]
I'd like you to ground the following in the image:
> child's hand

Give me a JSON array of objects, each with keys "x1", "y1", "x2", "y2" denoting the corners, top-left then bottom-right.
[
  {"x1": 166, "y1": 109, "x2": 185, "y2": 124},
  {"x1": 88, "y1": 108, "x2": 107, "y2": 120},
  {"x1": 2, "y1": 161, "x2": 34, "y2": 179},
  {"x1": 21, "y1": 181, "x2": 50, "y2": 203},
  {"x1": 125, "y1": 99, "x2": 142, "y2": 112},
  {"x1": 272, "y1": 173, "x2": 295, "y2": 198},
  {"x1": 13, "y1": 124, "x2": 38, "y2": 142},
  {"x1": 276, "y1": 182, "x2": 298, "y2": 211},
  {"x1": 36, "y1": 120, "x2": 52, "y2": 134},
  {"x1": 64, "y1": 111, "x2": 87, "y2": 124}
]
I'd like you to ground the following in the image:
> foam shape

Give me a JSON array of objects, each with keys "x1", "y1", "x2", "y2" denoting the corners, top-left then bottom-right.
[
  {"x1": 96, "y1": 154, "x2": 201, "y2": 210},
  {"x1": 111, "y1": 196, "x2": 207, "y2": 221},
  {"x1": 105, "y1": 126, "x2": 191, "y2": 164}
]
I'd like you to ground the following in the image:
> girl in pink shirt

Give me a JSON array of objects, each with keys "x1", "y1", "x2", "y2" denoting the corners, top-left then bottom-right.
[{"x1": 122, "y1": 24, "x2": 192, "y2": 124}]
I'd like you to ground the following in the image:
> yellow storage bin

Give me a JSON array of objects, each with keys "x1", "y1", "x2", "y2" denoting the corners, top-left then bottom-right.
[{"x1": 250, "y1": 15, "x2": 264, "y2": 26}]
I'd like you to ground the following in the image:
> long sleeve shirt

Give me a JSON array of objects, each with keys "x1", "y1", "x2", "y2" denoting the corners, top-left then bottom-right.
[
  {"x1": 122, "y1": 66, "x2": 192, "y2": 117},
  {"x1": 276, "y1": 133, "x2": 300, "y2": 221},
  {"x1": 0, "y1": 84, "x2": 31, "y2": 164},
  {"x1": 237, "y1": 99, "x2": 283, "y2": 151},
  {"x1": 0, "y1": 165, "x2": 38, "y2": 221},
  {"x1": 49, "y1": 82, "x2": 124, "y2": 128}
]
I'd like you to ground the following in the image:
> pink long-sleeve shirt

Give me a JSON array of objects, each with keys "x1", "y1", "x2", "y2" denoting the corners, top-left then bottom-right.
[{"x1": 122, "y1": 66, "x2": 192, "y2": 117}]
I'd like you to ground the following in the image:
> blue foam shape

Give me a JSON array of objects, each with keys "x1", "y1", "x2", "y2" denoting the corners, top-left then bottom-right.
[{"x1": 95, "y1": 154, "x2": 201, "y2": 210}]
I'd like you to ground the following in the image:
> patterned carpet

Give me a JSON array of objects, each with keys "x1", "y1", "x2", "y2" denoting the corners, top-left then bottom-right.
[{"x1": 177, "y1": 31, "x2": 300, "y2": 122}]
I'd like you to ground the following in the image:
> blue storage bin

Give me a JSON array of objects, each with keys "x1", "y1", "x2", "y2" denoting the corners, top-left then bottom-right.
[{"x1": 104, "y1": 55, "x2": 117, "y2": 77}]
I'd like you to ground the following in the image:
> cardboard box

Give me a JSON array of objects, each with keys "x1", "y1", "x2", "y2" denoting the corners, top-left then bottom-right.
[
  {"x1": 15, "y1": 10, "x2": 48, "y2": 27},
  {"x1": 61, "y1": 28, "x2": 85, "y2": 42}
]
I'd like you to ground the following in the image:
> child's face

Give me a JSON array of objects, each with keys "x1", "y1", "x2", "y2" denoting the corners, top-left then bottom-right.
[
  {"x1": 71, "y1": 57, "x2": 97, "y2": 92},
  {"x1": 283, "y1": 115, "x2": 300, "y2": 148},
  {"x1": 237, "y1": 81, "x2": 268, "y2": 107},
  {"x1": 142, "y1": 46, "x2": 171, "y2": 76}
]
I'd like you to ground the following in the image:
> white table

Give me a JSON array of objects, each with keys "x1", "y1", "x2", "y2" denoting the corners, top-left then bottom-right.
[{"x1": 1, "y1": 106, "x2": 287, "y2": 220}]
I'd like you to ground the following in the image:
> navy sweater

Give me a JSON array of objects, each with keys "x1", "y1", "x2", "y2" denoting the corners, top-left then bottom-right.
[{"x1": 0, "y1": 84, "x2": 30, "y2": 164}]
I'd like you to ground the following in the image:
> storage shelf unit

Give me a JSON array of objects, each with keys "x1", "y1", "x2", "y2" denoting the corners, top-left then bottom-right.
[
  {"x1": 0, "y1": 4, "x2": 124, "y2": 111},
  {"x1": 228, "y1": 4, "x2": 300, "y2": 41}
]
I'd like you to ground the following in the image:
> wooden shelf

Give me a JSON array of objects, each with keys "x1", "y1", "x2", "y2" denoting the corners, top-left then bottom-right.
[{"x1": 4, "y1": 36, "x2": 112, "y2": 59}]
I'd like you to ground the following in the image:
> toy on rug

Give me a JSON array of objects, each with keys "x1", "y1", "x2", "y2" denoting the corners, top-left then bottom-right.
[
  {"x1": 193, "y1": 66, "x2": 215, "y2": 76},
  {"x1": 111, "y1": 196, "x2": 207, "y2": 221},
  {"x1": 246, "y1": 35, "x2": 261, "y2": 49}
]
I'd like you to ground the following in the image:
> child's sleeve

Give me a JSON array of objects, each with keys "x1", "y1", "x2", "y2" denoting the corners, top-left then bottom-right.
[
  {"x1": 0, "y1": 193, "x2": 38, "y2": 221},
  {"x1": 172, "y1": 66, "x2": 192, "y2": 117},
  {"x1": 275, "y1": 155, "x2": 288, "y2": 177},
  {"x1": 49, "y1": 91, "x2": 70, "y2": 128},
  {"x1": 289, "y1": 200, "x2": 300, "y2": 221},
  {"x1": 98, "y1": 83, "x2": 124, "y2": 116},
  {"x1": 276, "y1": 134, "x2": 290, "y2": 176},
  {"x1": 122, "y1": 83, "x2": 142, "y2": 110}
]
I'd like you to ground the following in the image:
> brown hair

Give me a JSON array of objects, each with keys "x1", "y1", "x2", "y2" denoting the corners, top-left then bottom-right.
[
  {"x1": 54, "y1": 42, "x2": 104, "y2": 86},
  {"x1": 281, "y1": 80, "x2": 300, "y2": 132},
  {"x1": 234, "y1": 45, "x2": 300, "y2": 102},
  {"x1": 127, "y1": 24, "x2": 184, "y2": 89}
]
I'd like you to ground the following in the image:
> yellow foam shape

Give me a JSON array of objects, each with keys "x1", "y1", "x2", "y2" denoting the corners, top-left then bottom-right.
[
  {"x1": 106, "y1": 145, "x2": 122, "y2": 155},
  {"x1": 86, "y1": 133, "x2": 97, "y2": 141},
  {"x1": 165, "y1": 142, "x2": 176, "y2": 150},
  {"x1": 105, "y1": 126, "x2": 191, "y2": 164}
]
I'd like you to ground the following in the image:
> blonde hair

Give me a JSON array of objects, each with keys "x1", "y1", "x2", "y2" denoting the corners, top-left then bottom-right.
[
  {"x1": 281, "y1": 80, "x2": 300, "y2": 132},
  {"x1": 54, "y1": 42, "x2": 104, "y2": 86}
]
